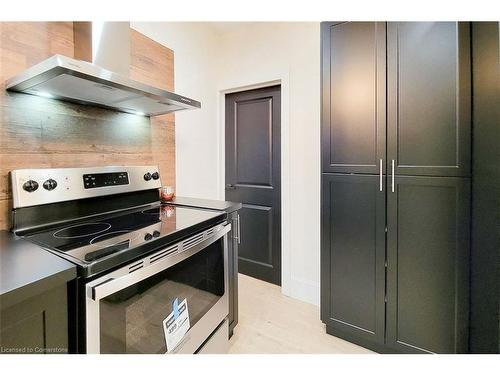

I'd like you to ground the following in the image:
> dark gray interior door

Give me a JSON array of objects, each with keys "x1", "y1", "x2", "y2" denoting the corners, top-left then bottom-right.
[
  {"x1": 321, "y1": 21, "x2": 386, "y2": 175},
  {"x1": 386, "y1": 176, "x2": 470, "y2": 353},
  {"x1": 225, "y1": 85, "x2": 281, "y2": 285},
  {"x1": 321, "y1": 173, "x2": 386, "y2": 350},
  {"x1": 387, "y1": 22, "x2": 471, "y2": 177}
]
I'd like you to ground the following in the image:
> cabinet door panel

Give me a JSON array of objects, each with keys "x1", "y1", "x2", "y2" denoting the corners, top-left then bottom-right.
[
  {"x1": 387, "y1": 22, "x2": 471, "y2": 177},
  {"x1": 322, "y1": 22, "x2": 386, "y2": 174},
  {"x1": 0, "y1": 284, "x2": 69, "y2": 353},
  {"x1": 321, "y1": 174, "x2": 386, "y2": 347},
  {"x1": 386, "y1": 176, "x2": 470, "y2": 353}
]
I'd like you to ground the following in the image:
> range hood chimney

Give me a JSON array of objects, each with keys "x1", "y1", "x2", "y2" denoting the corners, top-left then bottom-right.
[
  {"x1": 5, "y1": 22, "x2": 200, "y2": 116},
  {"x1": 75, "y1": 22, "x2": 131, "y2": 76}
]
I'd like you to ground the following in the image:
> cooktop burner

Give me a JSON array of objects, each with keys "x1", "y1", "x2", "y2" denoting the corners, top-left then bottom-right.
[
  {"x1": 141, "y1": 206, "x2": 175, "y2": 216},
  {"x1": 24, "y1": 204, "x2": 225, "y2": 269},
  {"x1": 53, "y1": 222, "x2": 112, "y2": 239}
]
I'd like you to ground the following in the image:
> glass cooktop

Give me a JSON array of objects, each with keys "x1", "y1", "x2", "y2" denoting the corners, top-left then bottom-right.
[{"x1": 25, "y1": 204, "x2": 225, "y2": 265}]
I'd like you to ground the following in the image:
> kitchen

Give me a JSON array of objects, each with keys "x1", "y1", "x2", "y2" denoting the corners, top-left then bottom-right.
[{"x1": 1, "y1": 1, "x2": 499, "y2": 373}]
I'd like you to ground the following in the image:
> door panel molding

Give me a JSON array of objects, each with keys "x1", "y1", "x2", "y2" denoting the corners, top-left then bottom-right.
[
  {"x1": 233, "y1": 96, "x2": 274, "y2": 187},
  {"x1": 239, "y1": 203, "x2": 273, "y2": 267},
  {"x1": 386, "y1": 176, "x2": 470, "y2": 353},
  {"x1": 321, "y1": 22, "x2": 387, "y2": 174},
  {"x1": 387, "y1": 22, "x2": 471, "y2": 177},
  {"x1": 321, "y1": 173, "x2": 386, "y2": 345}
]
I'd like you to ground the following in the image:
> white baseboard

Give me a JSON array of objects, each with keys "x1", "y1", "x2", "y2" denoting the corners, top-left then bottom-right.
[{"x1": 282, "y1": 277, "x2": 320, "y2": 306}]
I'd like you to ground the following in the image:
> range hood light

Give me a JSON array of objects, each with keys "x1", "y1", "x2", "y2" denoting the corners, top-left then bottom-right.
[
  {"x1": 132, "y1": 111, "x2": 145, "y2": 116},
  {"x1": 37, "y1": 91, "x2": 55, "y2": 99}
]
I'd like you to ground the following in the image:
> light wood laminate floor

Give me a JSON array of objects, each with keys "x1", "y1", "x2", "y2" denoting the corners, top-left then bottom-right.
[{"x1": 228, "y1": 274, "x2": 374, "y2": 354}]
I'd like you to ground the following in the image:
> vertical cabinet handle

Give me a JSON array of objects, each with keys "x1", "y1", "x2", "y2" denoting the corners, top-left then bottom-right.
[
  {"x1": 233, "y1": 215, "x2": 240, "y2": 244},
  {"x1": 237, "y1": 214, "x2": 241, "y2": 244},
  {"x1": 379, "y1": 159, "x2": 383, "y2": 192},
  {"x1": 391, "y1": 160, "x2": 395, "y2": 193}
]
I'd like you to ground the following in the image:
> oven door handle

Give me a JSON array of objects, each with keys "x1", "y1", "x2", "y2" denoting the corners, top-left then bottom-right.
[
  {"x1": 90, "y1": 223, "x2": 231, "y2": 301},
  {"x1": 91, "y1": 278, "x2": 115, "y2": 300}
]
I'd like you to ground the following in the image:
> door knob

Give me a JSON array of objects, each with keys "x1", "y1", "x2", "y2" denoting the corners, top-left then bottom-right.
[{"x1": 226, "y1": 184, "x2": 236, "y2": 190}]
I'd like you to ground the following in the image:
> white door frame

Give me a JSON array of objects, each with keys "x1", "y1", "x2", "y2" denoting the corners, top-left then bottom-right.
[{"x1": 216, "y1": 74, "x2": 292, "y2": 297}]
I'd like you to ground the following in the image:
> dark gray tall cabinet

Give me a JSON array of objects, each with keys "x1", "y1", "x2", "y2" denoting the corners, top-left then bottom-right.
[
  {"x1": 321, "y1": 22, "x2": 471, "y2": 353},
  {"x1": 469, "y1": 22, "x2": 500, "y2": 354}
]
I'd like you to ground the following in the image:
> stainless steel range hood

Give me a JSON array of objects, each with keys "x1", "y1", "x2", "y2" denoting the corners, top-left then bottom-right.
[{"x1": 4, "y1": 22, "x2": 200, "y2": 116}]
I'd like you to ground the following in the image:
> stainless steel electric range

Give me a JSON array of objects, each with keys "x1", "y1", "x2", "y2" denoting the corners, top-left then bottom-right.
[{"x1": 9, "y1": 166, "x2": 231, "y2": 354}]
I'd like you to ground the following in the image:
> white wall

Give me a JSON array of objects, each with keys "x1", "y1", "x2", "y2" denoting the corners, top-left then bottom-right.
[
  {"x1": 131, "y1": 22, "x2": 321, "y2": 306},
  {"x1": 215, "y1": 23, "x2": 321, "y2": 305},
  {"x1": 131, "y1": 22, "x2": 222, "y2": 199}
]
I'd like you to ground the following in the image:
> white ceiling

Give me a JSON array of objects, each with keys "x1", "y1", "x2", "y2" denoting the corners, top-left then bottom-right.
[{"x1": 203, "y1": 22, "x2": 260, "y2": 35}]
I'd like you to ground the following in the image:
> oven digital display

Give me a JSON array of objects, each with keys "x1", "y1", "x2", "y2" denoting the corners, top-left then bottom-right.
[{"x1": 83, "y1": 172, "x2": 129, "y2": 189}]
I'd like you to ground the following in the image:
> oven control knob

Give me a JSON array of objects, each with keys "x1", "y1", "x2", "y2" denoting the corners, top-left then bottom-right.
[
  {"x1": 43, "y1": 179, "x2": 58, "y2": 191},
  {"x1": 23, "y1": 180, "x2": 39, "y2": 193},
  {"x1": 144, "y1": 172, "x2": 152, "y2": 181},
  {"x1": 152, "y1": 172, "x2": 160, "y2": 180},
  {"x1": 144, "y1": 233, "x2": 153, "y2": 241},
  {"x1": 152, "y1": 230, "x2": 160, "y2": 238}
]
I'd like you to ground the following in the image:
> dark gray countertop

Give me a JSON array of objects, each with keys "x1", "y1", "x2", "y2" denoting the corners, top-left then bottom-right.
[
  {"x1": 169, "y1": 196, "x2": 242, "y2": 213},
  {"x1": 0, "y1": 230, "x2": 76, "y2": 309}
]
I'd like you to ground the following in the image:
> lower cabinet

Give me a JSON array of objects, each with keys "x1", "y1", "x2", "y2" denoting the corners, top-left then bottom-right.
[
  {"x1": 386, "y1": 176, "x2": 470, "y2": 353},
  {"x1": 321, "y1": 174, "x2": 386, "y2": 350},
  {"x1": 321, "y1": 173, "x2": 470, "y2": 353},
  {"x1": 0, "y1": 284, "x2": 69, "y2": 354}
]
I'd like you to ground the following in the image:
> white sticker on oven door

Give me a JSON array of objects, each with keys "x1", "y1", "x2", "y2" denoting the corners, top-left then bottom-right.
[{"x1": 163, "y1": 298, "x2": 190, "y2": 353}]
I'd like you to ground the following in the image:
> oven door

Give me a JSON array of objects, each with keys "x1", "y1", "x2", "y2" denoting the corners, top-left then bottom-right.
[{"x1": 85, "y1": 223, "x2": 230, "y2": 354}]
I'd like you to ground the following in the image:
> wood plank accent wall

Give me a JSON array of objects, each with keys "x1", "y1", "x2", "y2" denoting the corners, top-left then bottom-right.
[
  {"x1": 130, "y1": 29, "x2": 176, "y2": 186},
  {"x1": 0, "y1": 22, "x2": 176, "y2": 230}
]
